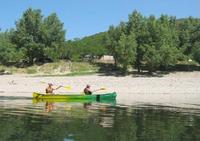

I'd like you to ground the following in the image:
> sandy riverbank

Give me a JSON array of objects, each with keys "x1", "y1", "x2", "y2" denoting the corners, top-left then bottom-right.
[{"x1": 0, "y1": 71, "x2": 200, "y2": 107}]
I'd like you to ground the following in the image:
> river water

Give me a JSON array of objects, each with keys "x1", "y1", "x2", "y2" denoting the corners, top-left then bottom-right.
[{"x1": 0, "y1": 94, "x2": 200, "y2": 141}]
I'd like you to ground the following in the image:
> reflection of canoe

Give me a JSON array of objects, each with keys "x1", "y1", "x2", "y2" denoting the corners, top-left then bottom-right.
[
  {"x1": 32, "y1": 92, "x2": 117, "y2": 102},
  {"x1": 32, "y1": 98, "x2": 116, "y2": 105}
]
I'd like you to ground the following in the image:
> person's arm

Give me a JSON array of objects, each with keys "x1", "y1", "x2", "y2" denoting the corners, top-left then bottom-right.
[
  {"x1": 54, "y1": 85, "x2": 62, "y2": 90},
  {"x1": 92, "y1": 89, "x2": 101, "y2": 92}
]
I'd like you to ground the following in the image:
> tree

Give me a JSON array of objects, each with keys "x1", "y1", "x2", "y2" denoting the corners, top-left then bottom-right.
[
  {"x1": 116, "y1": 32, "x2": 137, "y2": 72},
  {"x1": 0, "y1": 31, "x2": 23, "y2": 65},
  {"x1": 105, "y1": 25, "x2": 120, "y2": 66},
  {"x1": 191, "y1": 24, "x2": 200, "y2": 63},
  {"x1": 142, "y1": 15, "x2": 160, "y2": 73},
  {"x1": 192, "y1": 42, "x2": 200, "y2": 63},
  {"x1": 11, "y1": 8, "x2": 66, "y2": 65},
  {"x1": 157, "y1": 15, "x2": 179, "y2": 70},
  {"x1": 177, "y1": 17, "x2": 200, "y2": 57},
  {"x1": 143, "y1": 45, "x2": 160, "y2": 73},
  {"x1": 41, "y1": 13, "x2": 66, "y2": 61},
  {"x1": 11, "y1": 8, "x2": 43, "y2": 65},
  {"x1": 127, "y1": 11, "x2": 146, "y2": 72}
]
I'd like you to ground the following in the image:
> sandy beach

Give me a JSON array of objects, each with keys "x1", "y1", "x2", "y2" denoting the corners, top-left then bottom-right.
[{"x1": 0, "y1": 71, "x2": 200, "y2": 108}]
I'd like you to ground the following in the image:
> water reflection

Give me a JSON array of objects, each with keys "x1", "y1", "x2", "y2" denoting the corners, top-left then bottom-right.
[
  {"x1": 45, "y1": 102, "x2": 54, "y2": 112},
  {"x1": 83, "y1": 102, "x2": 92, "y2": 109},
  {"x1": 0, "y1": 97, "x2": 200, "y2": 141},
  {"x1": 64, "y1": 139, "x2": 74, "y2": 141}
]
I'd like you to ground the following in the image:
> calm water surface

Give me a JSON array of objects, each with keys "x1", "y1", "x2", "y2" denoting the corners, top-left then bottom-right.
[{"x1": 0, "y1": 95, "x2": 200, "y2": 141}]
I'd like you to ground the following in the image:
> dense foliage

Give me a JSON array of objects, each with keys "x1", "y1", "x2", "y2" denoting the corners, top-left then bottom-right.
[
  {"x1": 0, "y1": 31, "x2": 23, "y2": 65},
  {"x1": 106, "y1": 11, "x2": 200, "y2": 72},
  {"x1": 0, "y1": 9, "x2": 199, "y2": 73},
  {"x1": 0, "y1": 8, "x2": 65, "y2": 66}
]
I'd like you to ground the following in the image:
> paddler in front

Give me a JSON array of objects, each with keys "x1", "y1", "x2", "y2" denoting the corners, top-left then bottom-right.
[{"x1": 45, "y1": 83, "x2": 62, "y2": 94}]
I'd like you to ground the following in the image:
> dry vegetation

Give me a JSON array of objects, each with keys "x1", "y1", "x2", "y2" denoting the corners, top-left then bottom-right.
[{"x1": 0, "y1": 61, "x2": 99, "y2": 75}]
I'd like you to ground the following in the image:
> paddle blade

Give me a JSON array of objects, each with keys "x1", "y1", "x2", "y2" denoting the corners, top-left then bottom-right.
[
  {"x1": 100, "y1": 87, "x2": 106, "y2": 90},
  {"x1": 63, "y1": 85, "x2": 72, "y2": 90}
]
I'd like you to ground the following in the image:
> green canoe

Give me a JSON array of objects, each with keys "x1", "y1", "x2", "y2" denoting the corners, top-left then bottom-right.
[{"x1": 32, "y1": 92, "x2": 117, "y2": 102}]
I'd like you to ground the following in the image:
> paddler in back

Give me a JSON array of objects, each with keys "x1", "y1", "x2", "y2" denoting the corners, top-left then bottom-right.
[
  {"x1": 83, "y1": 85, "x2": 105, "y2": 95},
  {"x1": 84, "y1": 85, "x2": 92, "y2": 95},
  {"x1": 46, "y1": 83, "x2": 62, "y2": 94}
]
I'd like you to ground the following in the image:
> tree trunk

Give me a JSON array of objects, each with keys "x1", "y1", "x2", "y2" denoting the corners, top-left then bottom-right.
[
  {"x1": 114, "y1": 57, "x2": 117, "y2": 67},
  {"x1": 136, "y1": 46, "x2": 141, "y2": 73}
]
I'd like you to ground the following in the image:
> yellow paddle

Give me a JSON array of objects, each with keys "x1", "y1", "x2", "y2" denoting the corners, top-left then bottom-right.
[
  {"x1": 82, "y1": 87, "x2": 107, "y2": 95},
  {"x1": 62, "y1": 85, "x2": 72, "y2": 90},
  {"x1": 40, "y1": 81, "x2": 72, "y2": 90},
  {"x1": 93, "y1": 87, "x2": 106, "y2": 92},
  {"x1": 99, "y1": 87, "x2": 106, "y2": 90}
]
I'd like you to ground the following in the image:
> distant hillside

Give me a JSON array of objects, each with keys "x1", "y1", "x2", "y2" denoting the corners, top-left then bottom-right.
[
  {"x1": 65, "y1": 32, "x2": 109, "y2": 61},
  {"x1": 71, "y1": 32, "x2": 108, "y2": 53}
]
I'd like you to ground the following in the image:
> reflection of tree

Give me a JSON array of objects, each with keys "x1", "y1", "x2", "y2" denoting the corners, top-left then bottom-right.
[
  {"x1": 108, "y1": 106, "x2": 200, "y2": 141},
  {"x1": 0, "y1": 105, "x2": 200, "y2": 141},
  {"x1": 132, "y1": 107, "x2": 200, "y2": 141},
  {"x1": 111, "y1": 106, "x2": 137, "y2": 141},
  {"x1": 99, "y1": 116, "x2": 114, "y2": 128}
]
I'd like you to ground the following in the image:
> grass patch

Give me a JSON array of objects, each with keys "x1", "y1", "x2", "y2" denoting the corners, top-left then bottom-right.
[
  {"x1": 26, "y1": 67, "x2": 37, "y2": 74},
  {"x1": 0, "y1": 65, "x2": 25, "y2": 74},
  {"x1": 71, "y1": 62, "x2": 99, "y2": 72},
  {"x1": 34, "y1": 71, "x2": 97, "y2": 77},
  {"x1": 64, "y1": 71, "x2": 97, "y2": 76},
  {"x1": 37, "y1": 60, "x2": 71, "y2": 74}
]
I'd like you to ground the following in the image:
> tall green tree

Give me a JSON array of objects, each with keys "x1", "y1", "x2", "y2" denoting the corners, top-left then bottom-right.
[
  {"x1": 106, "y1": 25, "x2": 120, "y2": 66},
  {"x1": 41, "y1": 13, "x2": 65, "y2": 61},
  {"x1": 177, "y1": 17, "x2": 200, "y2": 56},
  {"x1": 143, "y1": 15, "x2": 160, "y2": 73},
  {"x1": 157, "y1": 15, "x2": 179, "y2": 70},
  {"x1": 11, "y1": 8, "x2": 66, "y2": 65},
  {"x1": 11, "y1": 8, "x2": 43, "y2": 65},
  {"x1": 116, "y1": 32, "x2": 137, "y2": 72},
  {"x1": 127, "y1": 11, "x2": 146, "y2": 72},
  {"x1": 192, "y1": 42, "x2": 200, "y2": 63},
  {"x1": 191, "y1": 24, "x2": 200, "y2": 63}
]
